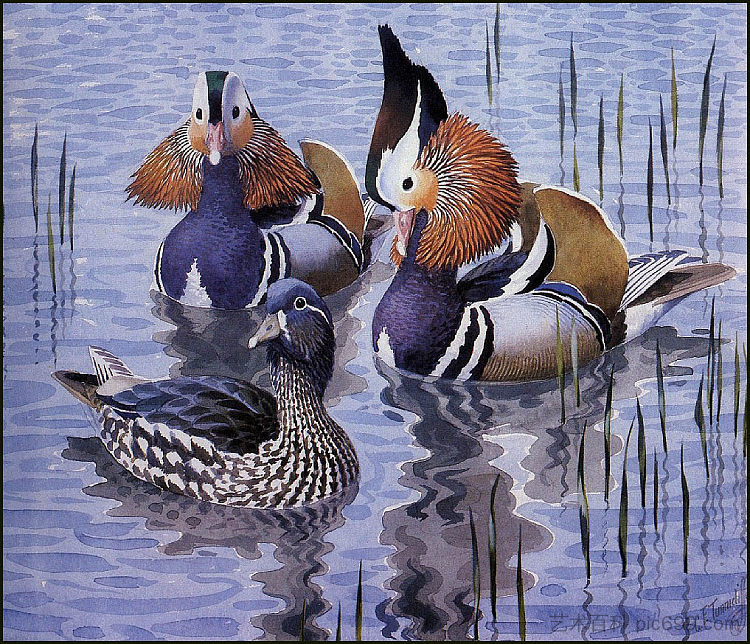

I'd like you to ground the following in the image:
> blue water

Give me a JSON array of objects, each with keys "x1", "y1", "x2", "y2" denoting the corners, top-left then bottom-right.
[{"x1": 3, "y1": 3, "x2": 747, "y2": 641}]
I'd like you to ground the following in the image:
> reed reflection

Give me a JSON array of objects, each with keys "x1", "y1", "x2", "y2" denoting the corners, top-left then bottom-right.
[{"x1": 372, "y1": 325, "x2": 712, "y2": 639}]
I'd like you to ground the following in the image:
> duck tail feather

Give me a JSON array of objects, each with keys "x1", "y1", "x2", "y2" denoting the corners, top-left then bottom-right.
[
  {"x1": 620, "y1": 250, "x2": 690, "y2": 310},
  {"x1": 363, "y1": 196, "x2": 379, "y2": 231},
  {"x1": 88, "y1": 346, "x2": 135, "y2": 387},
  {"x1": 627, "y1": 262, "x2": 737, "y2": 309}
]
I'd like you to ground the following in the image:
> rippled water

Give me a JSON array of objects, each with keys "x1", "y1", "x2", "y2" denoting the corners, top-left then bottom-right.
[{"x1": 3, "y1": 3, "x2": 747, "y2": 641}]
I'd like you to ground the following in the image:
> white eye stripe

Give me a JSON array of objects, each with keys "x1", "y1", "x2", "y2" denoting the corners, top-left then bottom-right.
[
  {"x1": 222, "y1": 73, "x2": 251, "y2": 119},
  {"x1": 191, "y1": 72, "x2": 209, "y2": 122},
  {"x1": 376, "y1": 79, "x2": 422, "y2": 210},
  {"x1": 303, "y1": 303, "x2": 330, "y2": 325}
]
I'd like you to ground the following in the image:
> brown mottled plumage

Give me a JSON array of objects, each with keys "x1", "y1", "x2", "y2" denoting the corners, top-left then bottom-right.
[
  {"x1": 391, "y1": 113, "x2": 522, "y2": 270},
  {"x1": 126, "y1": 116, "x2": 318, "y2": 212}
]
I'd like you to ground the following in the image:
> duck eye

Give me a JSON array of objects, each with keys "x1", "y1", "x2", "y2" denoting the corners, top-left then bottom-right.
[
  {"x1": 402, "y1": 176, "x2": 414, "y2": 191},
  {"x1": 232, "y1": 105, "x2": 240, "y2": 119},
  {"x1": 195, "y1": 108, "x2": 203, "y2": 121},
  {"x1": 294, "y1": 296, "x2": 306, "y2": 310}
]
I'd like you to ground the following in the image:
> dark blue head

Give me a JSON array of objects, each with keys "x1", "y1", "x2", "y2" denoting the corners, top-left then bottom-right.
[{"x1": 248, "y1": 279, "x2": 335, "y2": 396}]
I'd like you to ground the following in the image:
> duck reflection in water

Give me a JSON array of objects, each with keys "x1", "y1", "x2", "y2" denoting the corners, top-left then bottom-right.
[
  {"x1": 62, "y1": 436, "x2": 357, "y2": 641},
  {"x1": 373, "y1": 324, "x2": 713, "y2": 640}
]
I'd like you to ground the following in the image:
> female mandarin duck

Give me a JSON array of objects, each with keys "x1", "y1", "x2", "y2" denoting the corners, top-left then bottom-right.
[
  {"x1": 53, "y1": 279, "x2": 359, "y2": 508},
  {"x1": 126, "y1": 71, "x2": 368, "y2": 310},
  {"x1": 367, "y1": 26, "x2": 736, "y2": 381}
]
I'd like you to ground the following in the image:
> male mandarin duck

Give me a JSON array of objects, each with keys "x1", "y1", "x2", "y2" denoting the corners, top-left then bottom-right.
[
  {"x1": 366, "y1": 26, "x2": 736, "y2": 382},
  {"x1": 126, "y1": 70, "x2": 369, "y2": 310},
  {"x1": 53, "y1": 279, "x2": 359, "y2": 508}
]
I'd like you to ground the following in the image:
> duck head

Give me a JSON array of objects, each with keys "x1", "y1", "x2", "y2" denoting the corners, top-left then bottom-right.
[
  {"x1": 366, "y1": 25, "x2": 522, "y2": 271},
  {"x1": 248, "y1": 279, "x2": 335, "y2": 397},
  {"x1": 188, "y1": 71, "x2": 257, "y2": 166},
  {"x1": 127, "y1": 71, "x2": 317, "y2": 212}
]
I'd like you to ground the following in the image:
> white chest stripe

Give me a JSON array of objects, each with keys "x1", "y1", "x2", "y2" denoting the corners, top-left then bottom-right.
[
  {"x1": 375, "y1": 328, "x2": 396, "y2": 367},
  {"x1": 181, "y1": 259, "x2": 212, "y2": 307},
  {"x1": 430, "y1": 305, "x2": 490, "y2": 379},
  {"x1": 249, "y1": 236, "x2": 274, "y2": 307},
  {"x1": 154, "y1": 242, "x2": 165, "y2": 293}
]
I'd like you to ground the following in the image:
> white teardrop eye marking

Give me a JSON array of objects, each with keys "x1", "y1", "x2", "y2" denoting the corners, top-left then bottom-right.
[
  {"x1": 191, "y1": 72, "x2": 209, "y2": 124},
  {"x1": 294, "y1": 296, "x2": 307, "y2": 310},
  {"x1": 222, "y1": 72, "x2": 253, "y2": 148}
]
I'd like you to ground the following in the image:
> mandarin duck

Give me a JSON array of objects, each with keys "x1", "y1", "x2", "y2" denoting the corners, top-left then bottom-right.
[
  {"x1": 126, "y1": 71, "x2": 370, "y2": 309},
  {"x1": 366, "y1": 26, "x2": 736, "y2": 382},
  {"x1": 53, "y1": 279, "x2": 359, "y2": 508}
]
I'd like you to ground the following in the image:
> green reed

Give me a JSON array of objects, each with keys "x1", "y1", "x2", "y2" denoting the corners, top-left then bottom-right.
[
  {"x1": 571, "y1": 318, "x2": 580, "y2": 407},
  {"x1": 573, "y1": 141, "x2": 580, "y2": 192},
  {"x1": 298, "y1": 598, "x2": 306, "y2": 642},
  {"x1": 58, "y1": 133, "x2": 67, "y2": 244},
  {"x1": 652, "y1": 449, "x2": 659, "y2": 533},
  {"x1": 604, "y1": 367, "x2": 614, "y2": 502},
  {"x1": 31, "y1": 124, "x2": 39, "y2": 231},
  {"x1": 494, "y1": 3, "x2": 501, "y2": 82},
  {"x1": 569, "y1": 35, "x2": 577, "y2": 136},
  {"x1": 558, "y1": 65, "x2": 565, "y2": 159},
  {"x1": 734, "y1": 334, "x2": 740, "y2": 438},
  {"x1": 556, "y1": 307, "x2": 566, "y2": 423},
  {"x1": 516, "y1": 526, "x2": 526, "y2": 642},
  {"x1": 647, "y1": 119, "x2": 654, "y2": 242},
  {"x1": 598, "y1": 95, "x2": 604, "y2": 201},
  {"x1": 744, "y1": 343, "x2": 747, "y2": 458},
  {"x1": 619, "y1": 418, "x2": 635, "y2": 578},
  {"x1": 680, "y1": 444, "x2": 690, "y2": 574},
  {"x1": 671, "y1": 48, "x2": 678, "y2": 149},
  {"x1": 470, "y1": 507, "x2": 481, "y2": 640},
  {"x1": 707, "y1": 297, "x2": 716, "y2": 419},
  {"x1": 336, "y1": 601, "x2": 342, "y2": 641},
  {"x1": 717, "y1": 73, "x2": 727, "y2": 199},
  {"x1": 578, "y1": 421, "x2": 591, "y2": 581},
  {"x1": 698, "y1": 36, "x2": 716, "y2": 186},
  {"x1": 489, "y1": 474, "x2": 501, "y2": 622},
  {"x1": 659, "y1": 95, "x2": 671, "y2": 203},
  {"x1": 695, "y1": 374, "x2": 709, "y2": 478},
  {"x1": 355, "y1": 561, "x2": 363, "y2": 641},
  {"x1": 656, "y1": 341, "x2": 668, "y2": 452},
  {"x1": 617, "y1": 74, "x2": 624, "y2": 176},
  {"x1": 636, "y1": 398, "x2": 646, "y2": 508},
  {"x1": 485, "y1": 21, "x2": 493, "y2": 105},
  {"x1": 716, "y1": 321, "x2": 723, "y2": 424},
  {"x1": 68, "y1": 164, "x2": 76, "y2": 252},
  {"x1": 45, "y1": 195, "x2": 56, "y2": 295}
]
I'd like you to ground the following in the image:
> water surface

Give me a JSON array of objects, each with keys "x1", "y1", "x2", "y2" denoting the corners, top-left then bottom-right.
[{"x1": 3, "y1": 3, "x2": 747, "y2": 641}]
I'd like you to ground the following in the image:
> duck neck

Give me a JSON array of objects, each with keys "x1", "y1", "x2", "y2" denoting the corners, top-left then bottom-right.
[
  {"x1": 193, "y1": 156, "x2": 249, "y2": 222},
  {"x1": 373, "y1": 210, "x2": 465, "y2": 375},
  {"x1": 269, "y1": 351, "x2": 358, "y2": 483},
  {"x1": 269, "y1": 352, "x2": 334, "y2": 436}
]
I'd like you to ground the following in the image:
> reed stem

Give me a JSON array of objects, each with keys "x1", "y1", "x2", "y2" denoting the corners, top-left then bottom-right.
[
  {"x1": 647, "y1": 119, "x2": 654, "y2": 242},
  {"x1": 656, "y1": 340, "x2": 668, "y2": 452},
  {"x1": 516, "y1": 526, "x2": 526, "y2": 642},
  {"x1": 680, "y1": 444, "x2": 690, "y2": 574},
  {"x1": 618, "y1": 418, "x2": 635, "y2": 577},
  {"x1": 698, "y1": 36, "x2": 716, "y2": 186}
]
